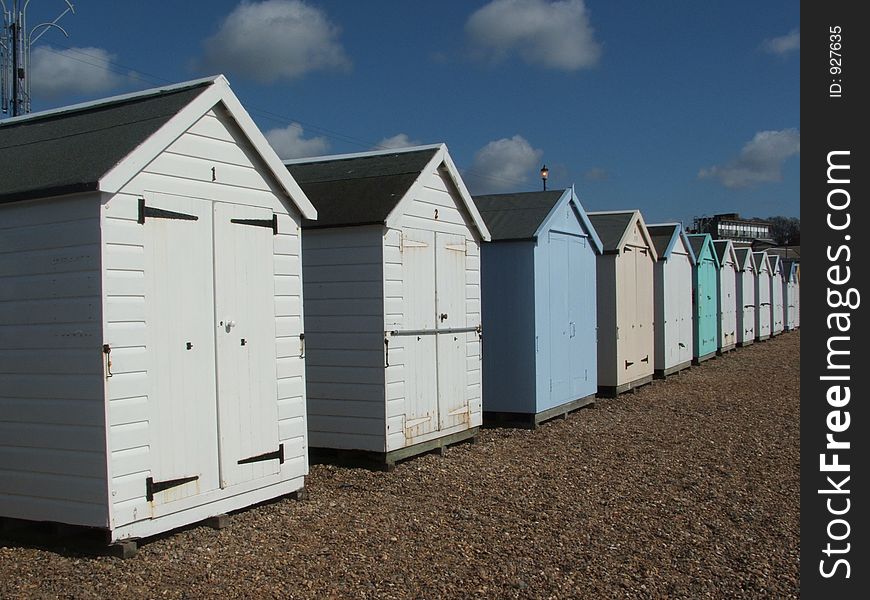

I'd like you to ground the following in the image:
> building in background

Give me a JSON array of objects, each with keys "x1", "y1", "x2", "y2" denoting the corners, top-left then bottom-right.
[{"x1": 691, "y1": 213, "x2": 771, "y2": 243}]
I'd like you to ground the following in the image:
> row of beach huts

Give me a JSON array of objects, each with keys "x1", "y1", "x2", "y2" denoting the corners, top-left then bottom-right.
[{"x1": 0, "y1": 76, "x2": 799, "y2": 552}]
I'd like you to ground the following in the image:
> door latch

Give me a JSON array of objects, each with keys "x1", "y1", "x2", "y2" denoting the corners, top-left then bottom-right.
[
  {"x1": 186, "y1": 342, "x2": 193, "y2": 350},
  {"x1": 439, "y1": 313, "x2": 448, "y2": 322}
]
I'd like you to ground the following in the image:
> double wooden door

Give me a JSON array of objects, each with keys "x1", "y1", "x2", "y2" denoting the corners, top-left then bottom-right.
[{"x1": 142, "y1": 193, "x2": 280, "y2": 510}]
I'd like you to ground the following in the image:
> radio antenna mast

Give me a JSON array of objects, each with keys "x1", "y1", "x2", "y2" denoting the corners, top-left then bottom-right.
[{"x1": 1, "y1": 0, "x2": 75, "y2": 117}]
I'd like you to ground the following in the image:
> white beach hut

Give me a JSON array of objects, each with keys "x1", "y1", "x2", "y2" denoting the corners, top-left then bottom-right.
[
  {"x1": 734, "y1": 248, "x2": 756, "y2": 346},
  {"x1": 647, "y1": 223, "x2": 695, "y2": 377},
  {"x1": 285, "y1": 145, "x2": 490, "y2": 468},
  {"x1": 0, "y1": 76, "x2": 316, "y2": 551}
]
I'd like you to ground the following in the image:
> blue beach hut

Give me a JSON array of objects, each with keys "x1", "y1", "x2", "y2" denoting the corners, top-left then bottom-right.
[
  {"x1": 473, "y1": 188, "x2": 603, "y2": 427},
  {"x1": 686, "y1": 234, "x2": 720, "y2": 363}
]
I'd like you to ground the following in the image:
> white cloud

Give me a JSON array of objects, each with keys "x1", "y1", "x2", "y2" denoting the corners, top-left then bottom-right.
[
  {"x1": 763, "y1": 29, "x2": 800, "y2": 55},
  {"x1": 584, "y1": 167, "x2": 609, "y2": 181},
  {"x1": 467, "y1": 135, "x2": 544, "y2": 194},
  {"x1": 465, "y1": 0, "x2": 601, "y2": 70},
  {"x1": 30, "y1": 46, "x2": 126, "y2": 99},
  {"x1": 264, "y1": 123, "x2": 329, "y2": 159},
  {"x1": 375, "y1": 133, "x2": 422, "y2": 150},
  {"x1": 199, "y1": 0, "x2": 350, "y2": 83},
  {"x1": 699, "y1": 129, "x2": 800, "y2": 189}
]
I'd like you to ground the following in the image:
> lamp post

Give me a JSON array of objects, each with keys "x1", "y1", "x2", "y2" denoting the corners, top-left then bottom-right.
[{"x1": 540, "y1": 164, "x2": 549, "y2": 191}]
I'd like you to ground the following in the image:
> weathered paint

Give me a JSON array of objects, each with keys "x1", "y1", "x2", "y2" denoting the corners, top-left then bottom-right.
[{"x1": 298, "y1": 147, "x2": 485, "y2": 457}]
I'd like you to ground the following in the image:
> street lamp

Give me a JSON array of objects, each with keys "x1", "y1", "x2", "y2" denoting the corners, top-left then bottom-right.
[{"x1": 540, "y1": 164, "x2": 549, "y2": 191}]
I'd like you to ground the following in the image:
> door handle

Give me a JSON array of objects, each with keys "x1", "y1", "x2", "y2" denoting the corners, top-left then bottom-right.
[{"x1": 439, "y1": 313, "x2": 448, "y2": 322}]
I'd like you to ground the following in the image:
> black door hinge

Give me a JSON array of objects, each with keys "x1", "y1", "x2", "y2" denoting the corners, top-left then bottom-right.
[
  {"x1": 238, "y1": 443, "x2": 284, "y2": 465},
  {"x1": 230, "y1": 214, "x2": 278, "y2": 235},
  {"x1": 138, "y1": 198, "x2": 198, "y2": 224},
  {"x1": 146, "y1": 475, "x2": 199, "y2": 501}
]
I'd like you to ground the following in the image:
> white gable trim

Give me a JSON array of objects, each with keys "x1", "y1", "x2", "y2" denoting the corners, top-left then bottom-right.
[
  {"x1": 603, "y1": 210, "x2": 658, "y2": 262},
  {"x1": 98, "y1": 76, "x2": 317, "y2": 220},
  {"x1": 534, "y1": 187, "x2": 604, "y2": 254},
  {"x1": 384, "y1": 144, "x2": 491, "y2": 241}
]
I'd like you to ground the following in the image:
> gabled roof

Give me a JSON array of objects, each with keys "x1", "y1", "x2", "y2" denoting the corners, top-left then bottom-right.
[
  {"x1": 286, "y1": 144, "x2": 490, "y2": 239},
  {"x1": 767, "y1": 254, "x2": 782, "y2": 275},
  {"x1": 782, "y1": 258, "x2": 799, "y2": 281},
  {"x1": 752, "y1": 251, "x2": 771, "y2": 273},
  {"x1": 1, "y1": 79, "x2": 210, "y2": 203},
  {"x1": 734, "y1": 247, "x2": 756, "y2": 273},
  {"x1": 686, "y1": 233, "x2": 720, "y2": 267},
  {"x1": 712, "y1": 239, "x2": 739, "y2": 269},
  {"x1": 0, "y1": 75, "x2": 316, "y2": 218},
  {"x1": 586, "y1": 210, "x2": 658, "y2": 260},
  {"x1": 471, "y1": 187, "x2": 602, "y2": 252},
  {"x1": 647, "y1": 222, "x2": 696, "y2": 264}
]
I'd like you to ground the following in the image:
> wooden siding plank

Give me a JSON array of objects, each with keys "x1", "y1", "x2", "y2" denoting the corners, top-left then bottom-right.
[
  {"x1": 307, "y1": 366, "x2": 384, "y2": 385},
  {"x1": 108, "y1": 396, "x2": 149, "y2": 427},
  {"x1": 144, "y1": 152, "x2": 271, "y2": 192},
  {"x1": 0, "y1": 297, "x2": 100, "y2": 326},
  {"x1": 0, "y1": 271, "x2": 99, "y2": 302},
  {"x1": 0, "y1": 322, "x2": 101, "y2": 350},
  {"x1": 302, "y1": 246, "x2": 382, "y2": 266},
  {"x1": 122, "y1": 172, "x2": 283, "y2": 208},
  {"x1": 0, "y1": 350, "x2": 101, "y2": 375},
  {"x1": 104, "y1": 321, "x2": 147, "y2": 348},
  {"x1": 0, "y1": 195, "x2": 96, "y2": 229},
  {"x1": 304, "y1": 297, "x2": 384, "y2": 317},
  {"x1": 0, "y1": 469, "x2": 106, "y2": 504},
  {"x1": 103, "y1": 243, "x2": 144, "y2": 271},
  {"x1": 0, "y1": 422, "x2": 103, "y2": 451},
  {"x1": 0, "y1": 447, "x2": 104, "y2": 478},
  {"x1": 306, "y1": 382, "x2": 383, "y2": 402},
  {"x1": 0, "y1": 397, "x2": 103, "y2": 425},
  {"x1": 309, "y1": 415, "x2": 382, "y2": 437},
  {"x1": 274, "y1": 274, "x2": 301, "y2": 297},
  {"x1": 166, "y1": 130, "x2": 256, "y2": 167},
  {"x1": 304, "y1": 281, "x2": 383, "y2": 300},
  {"x1": 277, "y1": 375, "x2": 305, "y2": 401},
  {"x1": 104, "y1": 269, "x2": 146, "y2": 297},
  {"x1": 187, "y1": 112, "x2": 235, "y2": 142},
  {"x1": 104, "y1": 296, "x2": 145, "y2": 323},
  {"x1": 0, "y1": 219, "x2": 100, "y2": 254},
  {"x1": 109, "y1": 421, "x2": 149, "y2": 453},
  {"x1": 0, "y1": 244, "x2": 100, "y2": 277},
  {"x1": 0, "y1": 373, "x2": 102, "y2": 400}
]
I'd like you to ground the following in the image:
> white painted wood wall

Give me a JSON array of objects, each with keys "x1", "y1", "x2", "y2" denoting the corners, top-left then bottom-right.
[
  {"x1": 736, "y1": 263, "x2": 756, "y2": 345},
  {"x1": 1, "y1": 106, "x2": 308, "y2": 541},
  {"x1": 302, "y1": 164, "x2": 482, "y2": 454},
  {"x1": 653, "y1": 237, "x2": 693, "y2": 372},
  {"x1": 0, "y1": 194, "x2": 108, "y2": 527}
]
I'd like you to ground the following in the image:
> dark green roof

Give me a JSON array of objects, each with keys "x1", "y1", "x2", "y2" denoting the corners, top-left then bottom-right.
[
  {"x1": 734, "y1": 247, "x2": 754, "y2": 270},
  {"x1": 286, "y1": 148, "x2": 439, "y2": 228},
  {"x1": 0, "y1": 82, "x2": 211, "y2": 204},
  {"x1": 712, "y1": 240, "x2": 733, "y2": 264},
  {"x1": 471, "y1": 190, "x2": 564, "y2": 240},
  {"x1": 647, "y1": 224, "x2": 679, "y2": 258},
  {"x1": 586, "y1": 212, "x2": 634, "y2": 252},
  {"x1": 686, "y1": 234, "x2": 710, "y2": 260}
]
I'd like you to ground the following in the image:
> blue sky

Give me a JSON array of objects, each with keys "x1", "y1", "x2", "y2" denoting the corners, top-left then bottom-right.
[{"x1": 17, "y1": 0, "x2": 799, "y2": 226}]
